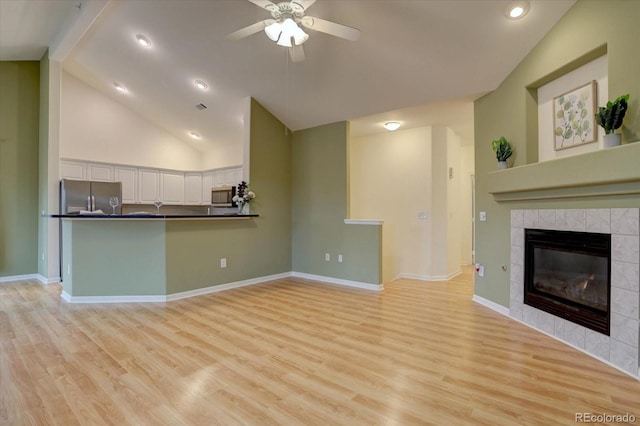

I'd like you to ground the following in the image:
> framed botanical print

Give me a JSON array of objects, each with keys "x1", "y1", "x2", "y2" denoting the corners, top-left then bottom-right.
[{"x1": 553, "y1": 81, "x2": 597, "y2": 150}]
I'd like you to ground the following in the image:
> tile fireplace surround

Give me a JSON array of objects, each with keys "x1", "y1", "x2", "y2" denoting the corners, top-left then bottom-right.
[{"x1": 510, "y1": 208, "x2": 639, "y2": 378}]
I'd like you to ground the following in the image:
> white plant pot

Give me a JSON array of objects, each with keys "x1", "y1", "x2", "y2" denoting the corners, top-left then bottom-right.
[
  {"x1": 497, "y1": 161, "x2": 508, "y2": 170},
  {"x1": 603, "y1": 133, "x2": 621, "y2": 148}
]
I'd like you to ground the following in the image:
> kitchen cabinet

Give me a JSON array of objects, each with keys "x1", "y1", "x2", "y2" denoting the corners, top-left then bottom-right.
[
  {"x1": 202, "y1": 172, "x2": 215, "y2": 205},
  {"x1": 115, "y1": 167, "x2": 137, "y2": 204},
  {"x1": 138, "y1": 169, "x2": 160, "y2": 204},
  {"x1": 59, "y1": 159, "x2": 241, "y2": 206},
  {"x1": 161, "y1": 171, "x2": 185, "y2": 205},
  {"x1": 60, "y1": 160, "x2": 86, "y2": 180},
  {"x1": 184, "y1": 173, "x2": 203, "y2": 205},
  {"x1": 214, "y1": 166, "x2": 242, "y2": 187},
  {"x1": 86, "y1": 163, "x2": 113, "y2": 182}
]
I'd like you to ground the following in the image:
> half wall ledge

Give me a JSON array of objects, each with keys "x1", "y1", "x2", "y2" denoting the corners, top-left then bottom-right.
[{"x1": 487, "y1": 142, "x2": 640, "y2": 202}]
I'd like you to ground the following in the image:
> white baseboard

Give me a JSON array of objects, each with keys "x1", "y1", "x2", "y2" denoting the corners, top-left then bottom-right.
[
  {"x1": 0, "y1": 274, "x2": 59, "y2": 284},
  {"x1": 59, "y1": 271, "x2": 382, "y2": 303},
  {"x1": 61, "y1": 291, "x2": 166, "y2": 304},
  {"x1": 37, "y1": 274, "x2": 61, "y2": 284},
  {"x1": 472, "y1": 294, "x2": 510, "y2": 316},
  {"x1": 166, "y1": 272, "x2": 292, "y2": 301},
  {"x1": 291, "y1": 272, "x2": 383, "y2": 291},
  {"x1": 393, "y1": 269, "x2": 462, "y2": 282}
]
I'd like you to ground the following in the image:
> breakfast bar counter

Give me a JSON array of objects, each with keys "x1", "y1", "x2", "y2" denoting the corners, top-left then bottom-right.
[{"x1": 57, "y1": 214, "x2": 261, "y2": 302}]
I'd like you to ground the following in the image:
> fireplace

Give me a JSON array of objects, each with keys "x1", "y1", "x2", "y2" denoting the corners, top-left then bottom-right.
[{"x1": 524, "y1": 228, "x2": 611, "y2": 335}]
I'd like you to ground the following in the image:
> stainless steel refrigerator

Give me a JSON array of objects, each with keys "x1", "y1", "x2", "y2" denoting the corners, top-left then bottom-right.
[{"x1": 60, "y1": 178, "x2": 123, "y2": 214}]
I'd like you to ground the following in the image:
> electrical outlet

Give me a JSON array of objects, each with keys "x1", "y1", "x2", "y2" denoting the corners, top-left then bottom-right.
[
  {"x1": 220, "y1": 258, "x2": 227, "y2": 268},
  {"x1": 338, "y1": 254, "x2": 343, "y2": 263},
  {"x1": 479, "y1": 211, "x2": 487, "y2": 221},
  {"x1": 325, "y1": 253, "x2": 330, "y2": 262}
]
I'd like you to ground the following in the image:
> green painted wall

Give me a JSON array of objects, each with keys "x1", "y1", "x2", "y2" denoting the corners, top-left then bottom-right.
[
  {"x1": 292, "y1": 121, "x2": 382, "y2": 284},
  {"x1": 165, "y1": 99, "x2": 292, "y2": 293},
  {"x1": 474, "y1": 0, "x2": 640, "y2": 307},
  {"x1": 63, "y1": 220, "x2": 166, "y2": 296},
  {"x1": 0, "y1": 62, "x2": 40, "y2": 277}
]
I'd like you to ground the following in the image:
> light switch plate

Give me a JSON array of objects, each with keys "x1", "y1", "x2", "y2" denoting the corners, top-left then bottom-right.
[{"x1": 479, "y1": 211, "x2": 487, "y2": 221}]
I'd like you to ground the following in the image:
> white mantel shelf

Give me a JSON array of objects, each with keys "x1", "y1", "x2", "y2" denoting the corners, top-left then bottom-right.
[{"x1": 488, "y1": 142, "x2": 640, "y2": 202}]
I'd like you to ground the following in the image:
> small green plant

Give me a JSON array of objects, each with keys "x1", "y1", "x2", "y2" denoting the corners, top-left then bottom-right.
[
  {"x1": 491, "y1": 137, "x2": 512, "y2": 162},
  {"x1": 595, "y1": 94, "x2": 629, "y2": 134}
]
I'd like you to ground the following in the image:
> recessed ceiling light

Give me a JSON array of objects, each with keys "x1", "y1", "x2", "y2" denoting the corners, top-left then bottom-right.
[
  {"x1": 113, "y1": 82, "x2": 127, "y2": 93},
  {"x1": 384, "y1": 121, "x2": 401, "y2": 131},
  {"x1": 505, "y1": 1, "x2": 530, "y2": 19},
  {"x1": 194, "y1": 80, "x2": 208, "y2": 91},
  {"x1": 136, "y1": 34, "x2": 152, "y2": 47},
  {"x1": 189, "y1": 131, "x2": 201, "y2": 139}
]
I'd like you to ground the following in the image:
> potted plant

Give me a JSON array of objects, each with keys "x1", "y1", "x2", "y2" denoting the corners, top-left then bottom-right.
[
  {"x1": 595, "y1": 93, "x2": 629, "y2": 147},
  {"x1": 491, "y1": 136, "x2": 512, "y2": 170}
]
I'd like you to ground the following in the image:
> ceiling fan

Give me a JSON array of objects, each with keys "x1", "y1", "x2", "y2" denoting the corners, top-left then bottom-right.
[{"x1": 225, "y1": 0, "x2": 360, "y2": 62}]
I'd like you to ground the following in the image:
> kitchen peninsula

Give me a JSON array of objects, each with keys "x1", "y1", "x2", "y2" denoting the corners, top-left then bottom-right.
[{"x1": 57, "y1": 213, "x2": 260, "y2": 302}]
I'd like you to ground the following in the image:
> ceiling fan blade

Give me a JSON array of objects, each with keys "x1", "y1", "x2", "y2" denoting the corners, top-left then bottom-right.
[
  {"x1": 300, "y1": 16, "x2": 360, "y2": 41},
  {"x1": 291, "y1": 0, "x2": 317, "y2": 11},
  {"x1": 289, "y1": 44, "x2": 305, "y2": 62},
  {"x1": 247, "y1": 0, "x2": 279, "y2": 12},
  {"x1": 224, "y1": 19, "x2": 274, "y2": 41}
]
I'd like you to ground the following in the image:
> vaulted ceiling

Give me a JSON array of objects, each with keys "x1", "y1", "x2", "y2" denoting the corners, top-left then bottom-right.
[{"x1": 1, "y1": 0, "x2": 576, "y2": 150}]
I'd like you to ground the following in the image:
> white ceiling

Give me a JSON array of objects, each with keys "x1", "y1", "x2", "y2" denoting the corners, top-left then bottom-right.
[{"x1": 1, "y1": 0, "x2": 576, "y2": 150}]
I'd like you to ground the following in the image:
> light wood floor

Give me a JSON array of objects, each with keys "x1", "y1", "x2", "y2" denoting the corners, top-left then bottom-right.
[{"x1": 1, "y1": 267, "x2": 639, "y2": 425}]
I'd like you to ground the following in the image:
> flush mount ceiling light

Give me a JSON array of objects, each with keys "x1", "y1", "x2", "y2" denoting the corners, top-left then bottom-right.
[
  {"x1": 384, "y1": 122, "x2": 401, "y2": 131},
  {"x1": 135, "y1": 34, "x2": 152, "y2": 47},
  {"x1": 189, "y1": 131, "x2": 201, "y2": 139},
  {"x1": 505, "y1": 1, "x2": 530, "y2": 19},
  {"x1": 113, "y1": 82, "x2": 127, "y2": 93},
  {"x1": 194, "y1": 80, "x2": 208, "y2": 91}
]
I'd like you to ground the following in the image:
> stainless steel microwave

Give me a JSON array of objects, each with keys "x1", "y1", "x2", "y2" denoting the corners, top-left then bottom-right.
[{"x1": 211, "y1": 186, "x2": 236, "y2": 207}]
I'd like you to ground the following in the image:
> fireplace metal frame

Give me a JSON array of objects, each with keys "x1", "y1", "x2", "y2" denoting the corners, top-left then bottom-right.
[{"x1": 524, "y1": 228, "x2": 611, "y2": 335}]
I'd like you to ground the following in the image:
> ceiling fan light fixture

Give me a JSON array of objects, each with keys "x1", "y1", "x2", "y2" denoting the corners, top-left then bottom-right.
[
  {"x1": 273, "y1": 18, "x2": 308, "y2": 47},
  {"x1": 505, "y1": 1, "x2": 530, "y2": 19},
  {"x1": 384, "y1": 121, "x2": 401, "y2": 131},
  {"x1": 189, "y1": 131, "x2": 201, "y2": 139},
  {"x1": 264, "y1": 22, "x2": 282, "y2": 42}
]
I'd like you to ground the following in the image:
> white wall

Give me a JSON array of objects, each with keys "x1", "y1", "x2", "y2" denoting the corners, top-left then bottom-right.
[
  {"x1": 60, "y1": 72, "x2": 203, "y2": 170},
  {"x1": 538, "y1": 55, "x2": 608, "y2": 161},
  {"x1": 446, "y1": 128, "x2": 462, "y2": 276},
  {"x1": 350, "y1": 127, "x2": 432, "y2": 282},
  {"x1": 350, "y1": 125, "x2": 474, "y2": 282},
  {"x1": 459, "y1": 144, "x2": 474, "y2": 265}
]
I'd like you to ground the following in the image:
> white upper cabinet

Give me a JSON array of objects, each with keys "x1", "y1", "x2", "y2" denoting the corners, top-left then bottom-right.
[
  {"x1": 115, "y1": 167, "x2": 137, "y2": 204},
  {"x1": 161, "y1": 171, "x2": 185, "y2": 205},
  {"x1": 202, "y1": 172, "x2": 215, "y2": 205},
  {"x1": 59, "y1": 159, "x2": 241, "y2": 206},
  {"x1": 86, "y1": 163, "x2": 113, "y2": 182},
  {"x1": 184, "y1": 173, "x2": 203, "y2": 205},
  {"x1": 138, "y1": 169, "x2": 160, "y2": 204},
  {"x1": 60, "y1": 160, "x2": 86, "y2": 180},
  {"x1": 213, "y1": 166, "x2": 243, "y2": 187}
]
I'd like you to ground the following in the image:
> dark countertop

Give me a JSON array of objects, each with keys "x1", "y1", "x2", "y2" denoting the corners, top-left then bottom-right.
[{"x1": 50, "y1": 214, "x2": 258, "y2": 220}]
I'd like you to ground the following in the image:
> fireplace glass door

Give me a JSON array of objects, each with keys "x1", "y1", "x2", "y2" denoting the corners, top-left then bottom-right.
[{"x1": 524, "y1": 229, "x2": 611, "y2": 335}]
